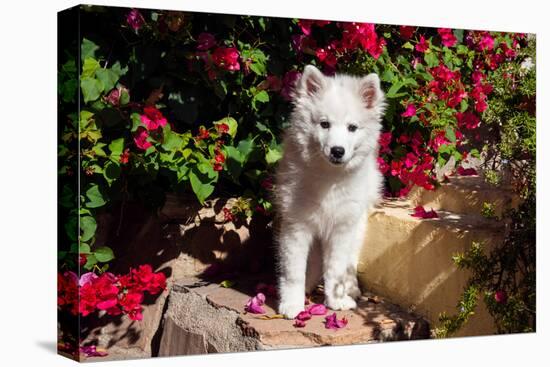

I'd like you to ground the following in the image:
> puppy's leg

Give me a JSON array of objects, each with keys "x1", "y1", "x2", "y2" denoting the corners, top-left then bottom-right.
[
  {"x1": 322, "y1": 228, "x2": 358, "y2": 311},
  {"x1": 277, "y1": 223, "x2": 313, "y2": 319},
  {"x1": 344, "y1": 212, "x2": 368, "y2": 300},
  {"x1": 305, "y1": 240, "x2": 323, "y2": 294}
]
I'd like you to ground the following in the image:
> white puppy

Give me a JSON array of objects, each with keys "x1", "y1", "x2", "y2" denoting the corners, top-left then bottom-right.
[{"x1": 274, "y1": 65, "x2": 385, "y2": 319}]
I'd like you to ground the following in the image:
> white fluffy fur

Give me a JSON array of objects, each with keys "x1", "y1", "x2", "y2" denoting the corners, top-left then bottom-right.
[{"x1": 274, "y1": 65, "x2": 386, "y2": 319}]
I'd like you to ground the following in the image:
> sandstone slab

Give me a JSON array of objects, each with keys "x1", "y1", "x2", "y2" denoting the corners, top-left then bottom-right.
[{"x1": 158, "y1": 277, "x2": 430, "y2": 356}]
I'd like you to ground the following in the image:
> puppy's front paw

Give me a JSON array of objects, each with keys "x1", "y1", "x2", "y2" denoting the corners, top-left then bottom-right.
[
  {"x1": 347, "y1": 284, "x2": 362, "y2": 300},
  {"x1": 325, "y1": 295, "x2": 357, "y2": 311},
  {"x1": 278, "y1": 301, "x2": 304, "y2": 319}
]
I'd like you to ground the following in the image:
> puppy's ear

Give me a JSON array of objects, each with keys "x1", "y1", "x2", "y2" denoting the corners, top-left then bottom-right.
[
  {"x1": 359, "y1": 73, "x2": 384, "y2": 109},
  {"x1": 298, "y1": 65, "x2": 325, "y2": 97}
]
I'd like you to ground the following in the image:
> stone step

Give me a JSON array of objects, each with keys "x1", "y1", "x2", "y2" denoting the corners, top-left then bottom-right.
[
  {"x1": 408, "y1": 175, "x2": 519, "y2": 217},
  {"x1": 158, "y1": 276, "x2": 430, "y2": 356},
  {"x1": 358, "y1": 199, "x2": 505, "y2": 336}
]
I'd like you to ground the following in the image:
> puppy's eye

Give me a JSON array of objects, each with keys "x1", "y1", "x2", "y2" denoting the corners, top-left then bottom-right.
[
  {"x1": 348, "y1": 124, "x2": 358, "y2": 132},
  {"x1": 320, "y1": 120, "x2": 331, "y2": 129}
]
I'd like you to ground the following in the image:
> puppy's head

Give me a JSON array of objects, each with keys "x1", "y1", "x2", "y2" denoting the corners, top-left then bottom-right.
[{"x1": 291, "y1": 65, "x2": 385, "y2": 170}]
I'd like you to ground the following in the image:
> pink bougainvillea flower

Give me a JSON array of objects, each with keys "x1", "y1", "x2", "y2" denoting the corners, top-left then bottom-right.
[
  {"x1": 126, "y1": 8, "x2": 145, "y2": 31},
  {"x1": 324, "y1": 312, "x2": 348, "y2": 330},
  {"x1": 293, "y1": 319, "x2": 307, "y2": 328},
  {"x1": 296, "y1": 311, "x2": 312, "y2": 322},
  {"x1": 119, "y1": 292, "x2": 144, "y2": 321},
  {"x1": 411, "y1": 206, "x2": 439, "y2": 219},
  {"x1": 79, "y1": 254, "x2": 87, "y2": 266},
  {"x1": 79, "y1": 272, "x2": 98, "y2": 287},
  {"x1": 212, "y1": 47, "x2": 241, "y2": 71},
  {"x1": 438, "y1": 28, "x2": 457, "y2": 47},
  {"x1": 404, "y1": 152, "x2": 419, "y2": 169},
  {"x1": 479, "y1": 33, "x2": 495, "y2": 51},
  {"x1": 133, "y1": 127, "x2": 153, "y2": 150},
  {"x1": 399, "y1": 25, "x2": 416, "y2": 39},
  {"x1": 196, "y1": 32, "x2": 216, "y2": 50},
  {"x1": 456, "y1": 112, "x2": 480, "y2": 130},
  {"x1": 80, "y1": 345, "x2": 108, "y2": 358},
  {"x1": 378, "y1": 132, "x2": 392, "y2": 154},
  {"x1": 140, "y1": 106, "x2": 167, "y2": 130},
  {"x1": 244, "y1": 293, "x2": 266, "y2": 314},
  {"x1": 415, "y1": 35, "x2": 429, "y2": 53},
  {"x1": 105, "y1": 88, "x2": 121, "y2": 106},
  {"x1": 280, "y1": 70, "x2": 302, "y2": 101},
  {"x1": 401, "y1": 103, "x2": 417, "y2": 117},
  {"x1": 377, "y1": 157, "x2": 390, "y2": 175},
  {"x1": 494, "y1": 290, "x2": 508, "y2": 304},
  {"x1": 457, "y1": 167, "x2": 478, "y2": 176},
  {"x1": 306, "y1": 303, "x2": 328, "y2": 315}
]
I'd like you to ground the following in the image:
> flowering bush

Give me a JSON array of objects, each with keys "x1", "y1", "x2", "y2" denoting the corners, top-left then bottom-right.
[{"x1": 58, "y1": 6, "x2": 533, "y2": 352}]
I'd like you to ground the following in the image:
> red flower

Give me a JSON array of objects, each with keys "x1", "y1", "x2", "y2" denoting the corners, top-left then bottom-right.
[
  {"x1": 212, "y1": 47, "x2": 240, "y2": 71},
  {"x1": 438, "y1": 28, "x2": 457, "y2": 47},
  {"x1": 281, "y1": 70, "x2": 302, "y2": 101},
  {"x1": 479, "y1": 33, "x2": 495, "y2": 51},
  {"x1": 79, "y1": 254, "x2": 87, "y2": 266},
  {"x1": 415, "y1": 35, "x2": 429, "y2": 53},
  {"x1": 399, "y1": 26, "x2": 416, "y2": 39},
  {"x1": 119, "y1": 148, "x2": 130, "y2": 164},
  {"x1": 214, "y1": 150, "x2": 225, "y2": 164},
  {"x1": 119, "y1": 292, "x2": 144, "y2": 321},
  {"x1": 494, "y1": 290, "x2": 508, "y2": 304},
  {"x1": 126, "y1": 9, "x2": 145, "y2": 31},
  {"x1": 216, "y1": 123, "x2": 229, "y2": 134},
  {"x1": 456, "y1": 112, "x2": 480, "y2": 130},
  {"x1": 379, "y1": 132, "x2": 392, "y2": 154},
  {"x1": 196, "y1": 127, "x2": 210, "y2": 140},
  {"x1": 140, "y1": 106, "x2": 167, "y2": 130},
  {"x1": 411, "y1": 206, "x2": 439, "y2": 219},
  {"x1": 196, "y1": 32, "x2": 216, "y2": 50},
  {"x1": 457, "y1": 167, "x2": 478, "y2": 176},
  {"x1": 223, "y1": 207, "x2": 235, "y2": 222},
  {"x1": 401, "y1": 103, "x2": 417, "y2": 117},
  {"x1": 133, "y1": 127, "x2": 152, "y2": 150}
]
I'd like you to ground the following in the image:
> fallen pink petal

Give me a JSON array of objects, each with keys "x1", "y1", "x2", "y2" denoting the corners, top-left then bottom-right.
[
  {"x1": 293, "y1": 319, "x2": 307, "y2": 328},
  {"x1": 245, "y1": 292, "x2": 266, "y2": 314},
  {"x1": 306, "y1": 303, "x2": 328, "y2": 315},
  {"x1": 80, "y1": 345, "x2": 108, "y2": 357},
  {"x1": 295, "y1": 310, "x2": 312, "y2": 321},
  {"x1": 411, "y1": 205, "x2": 439, "y2": 219},
  {"x1": 457, "y1": 167, "x2": 478, "y2": 176},
  {"x1": 324, "y1": 312, "x2": 348, "y2": 330}
]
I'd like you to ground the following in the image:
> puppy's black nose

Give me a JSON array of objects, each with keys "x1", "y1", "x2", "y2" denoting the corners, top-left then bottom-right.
[{"x1": 330, "y1": 146, "x2": 345, "y2": 159}]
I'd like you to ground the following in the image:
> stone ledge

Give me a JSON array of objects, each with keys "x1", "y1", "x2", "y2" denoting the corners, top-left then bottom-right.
[{"x1": 158, "y1": 277, "x2": 430, "y2": 356}]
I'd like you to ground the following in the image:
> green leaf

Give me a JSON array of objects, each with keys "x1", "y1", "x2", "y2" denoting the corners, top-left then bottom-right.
[
  {"x1": 65, "y1": 216, "x2": 78, "y2": 241},
  {"x1": 95, "y1": 68, "x2": 119, "y2": 92},
  {"x1": 386, "y1": 81, "x2": 404, "y2": 98},
  {"x1": 81, "y1": 77, "x2": 103, "y2": 103},
  {"x1": 424, "y1": 52, "x2": 439, "y2": 68},
  {"x1": 80, "y1": 216, "x2": 97, "y2": 242},
  {"x1": 82, "y1": 57, "x2": 100, "y2": 78},
  {"x1": 402, "y1": 41, "x2": 414, "y2": 50},
  {"x1": 162, "y1": 129, "x2": 184, "y2": 151},
  {"x1": 189, "y1": 169, "x2": 215, "y2": 204},
  {"x1": 215, "y1": 117, "x2": 238, "y2": 138},
  {"x1": 219, "y1": 280, "x2": 236, "y2": 288},
  {"x1": 79, "y1": 243, "x2": 91, "y2": 254},
  {"x1": 130, "y1": 112, "x2": 142, "y2": 132},
  {"x1": 252, "y1": 90, "x2": 269, "y2": 110},
  {"x1": 94, "y1": 246, "x2": 115, "y2": 262},
  {"x1": 85, "y1": 184, "x2": 106, "y2": 208},
  {"x1": 84, "y1": 254, "x2": 98, "y2": 270},
  {"x1": 445, "y1": 126, "x2": 457, "y2": 143},
  {"x1": 265, "y1": 145, "x2": 282, "y2": 165},
  {"x1": 81, "y1": 38, "x2": 99, "y2": 61},
  {"x1": 108, "y1": 138, "x2": 124, "y2": 156},
  {"x1": 120, "y1": 89, "x2": 130, "y2": 105},
  {"x1": 103, "y1": 161, "x2": 121, "y2": 184}
]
